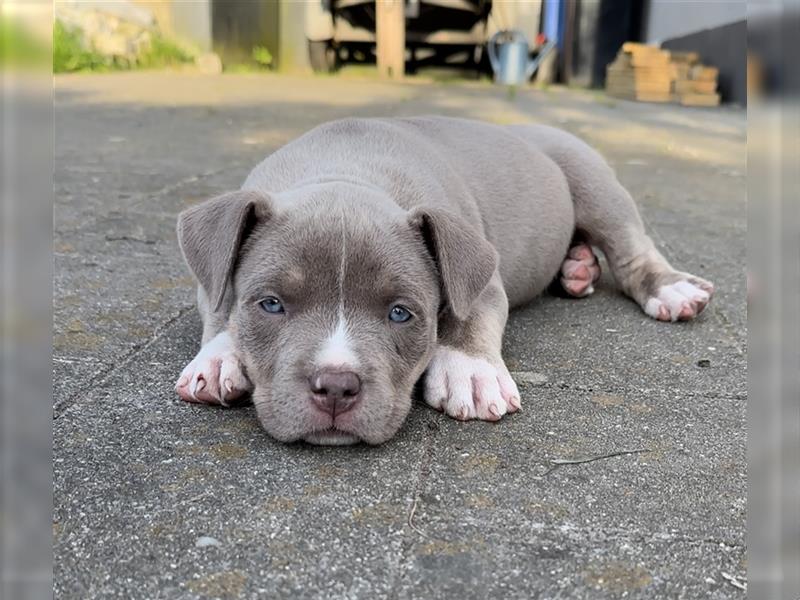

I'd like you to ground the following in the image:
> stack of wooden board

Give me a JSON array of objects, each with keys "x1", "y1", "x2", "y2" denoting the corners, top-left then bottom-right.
[
  {"x1": 606, "y1": 43, "x2": 720, "y2": 107},
  {"x1": 606, "y1": 43, "x2": 674, "y2": 103},
  {"x1": 669, "y1": 50, "x2": 720, "y2": 106}
]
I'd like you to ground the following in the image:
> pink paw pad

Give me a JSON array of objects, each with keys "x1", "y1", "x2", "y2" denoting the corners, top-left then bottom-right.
[
  {"x1": 560, "y1": 243, "x2": 601, "y2": 298},
  {"x1": 644, "y1": 279, "x2": 714, "y2": 322},
  {"x1": 175, "y1": 331, "x2": 252, "y2": 406}
]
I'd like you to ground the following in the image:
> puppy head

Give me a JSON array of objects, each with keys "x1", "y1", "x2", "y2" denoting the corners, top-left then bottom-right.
[{"x1": 177, "y1": 185, "x2": 497, "y2": 444}]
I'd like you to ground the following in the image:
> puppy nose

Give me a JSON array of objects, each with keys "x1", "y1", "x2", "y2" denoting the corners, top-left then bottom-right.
[{"x1": 310, "y1": 370, "x2": 361, "y2": 416}]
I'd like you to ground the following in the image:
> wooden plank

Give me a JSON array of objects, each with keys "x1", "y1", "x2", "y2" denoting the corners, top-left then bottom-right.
[
  {"x1": 670, "y1": 63, "x2": 691, "y2": 79},
  {"x1": 635, "y1": 92, "x2": 673, "y2": 103},
  {"x1": 679, "y1": 93, "x2": 720, "y2": 106},
  {"x1": 607, "y1": 71, "x2": 673, "y2": 83},
  {"x1": 630, "y1": 54, "x2": 670, "y2": 67},
  {"x1": 621, "y1": 42, "x2": 647, "y2": 52},
  {"x1": 607, "y1": 81, "x2": 673, "y2": 90},
  {"x1": 622, "y1": 42, "x2": 666, "y2": 55},
  {"x1": 690, "y1": 65, "x2": 719, "y2": 81},
  {"x1": 610, "y1": 52, "x2": 669, "y2": 68},
  {"x1": 376, "y1": 0, "x2": 405, "y2": 79},
  {"x1": 606, "y1": 81, "x2": 671, "y2": 93},
  {"x1": 607, "y1": 64, "x2": 673, "y2": 74},
  {"x1": 607, "y1": 76, "x2": 672, "y2": 87},
  {"x1": 693, "y1": 79, "x2": 717, "y2": 93},
  {"x1": 670, "y1": 51, "x2": 700, "y2": 64},
  {"x1": 606, "y1": 73, "x2": 672, "y2": 87},
  {"x1": 674, "y1": 79, "x2": 717, "y2": 94}
]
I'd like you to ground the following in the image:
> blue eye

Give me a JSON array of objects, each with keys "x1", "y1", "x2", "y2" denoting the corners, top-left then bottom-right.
[
  {"x1": 389, "y1": 305, "x2": 413, "y2": 323},
  {"x1": 259, "y1": 296, "x2": 285, "y2": 314}
]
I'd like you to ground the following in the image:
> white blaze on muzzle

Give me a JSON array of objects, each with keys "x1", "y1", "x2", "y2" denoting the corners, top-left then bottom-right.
[
  {"x1": 315, "y1": 317, "x2": 359, "y2": 370},
  {"x1": 313, "y1": 202, "x2": 359, "y2": 371}
]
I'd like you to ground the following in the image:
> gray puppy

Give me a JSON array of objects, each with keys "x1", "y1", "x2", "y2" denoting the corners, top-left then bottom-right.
[{"x1": 175, "y1": 117, "x2": 713, "y2": 445}]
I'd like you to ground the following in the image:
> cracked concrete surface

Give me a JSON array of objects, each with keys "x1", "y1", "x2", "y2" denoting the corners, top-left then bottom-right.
[{"x1": 54, "y1": 72, "x2": 746, "y2": 599}]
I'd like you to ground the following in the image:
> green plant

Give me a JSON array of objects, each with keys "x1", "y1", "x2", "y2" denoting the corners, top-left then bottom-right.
[
  {"x1": 137, "y1": 34, "x2": 193, "y2": 69},
  {"x1": 53, "y1": 20, "x2": 108, "y2": 72},
  {"x1": 53, "y1": 19, "x2": 193, "y2": 73},
  {"x1": 251, "y1": 46, "x2": 273, "y2": 68}
]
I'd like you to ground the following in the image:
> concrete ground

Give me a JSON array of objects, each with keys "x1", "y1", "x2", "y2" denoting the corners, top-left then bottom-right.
[{"x1": 53, "y1": 72, "x2": 746, "y2": 599}]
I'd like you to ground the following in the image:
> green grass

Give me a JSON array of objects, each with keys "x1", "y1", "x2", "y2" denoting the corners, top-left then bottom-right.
[
  {"x1": 137, "y1": 34, "x2": 193, "y2": 69},
  {"x1": 223, "y1": 46, "x2": 274, "y2": 73},
  {"x1": 53, "y1": 19, "x2": 193, "y2": 73},
  {"x1": 53, "y1": 20, "x2": 107, "y2": 73},
  {"x1": 251, "y1": 46, "x2": 273, "y2": 68}
]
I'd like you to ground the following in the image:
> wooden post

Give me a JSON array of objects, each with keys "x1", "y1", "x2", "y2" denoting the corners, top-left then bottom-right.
[{"x1": 376, "y1": 0, "x2": 405, "y2": 79}]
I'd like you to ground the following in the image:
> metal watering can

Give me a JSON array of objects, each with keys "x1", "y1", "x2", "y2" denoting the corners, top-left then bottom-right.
[{"x1": 487, "y1": 30, "x2": 555, "y2": 85}]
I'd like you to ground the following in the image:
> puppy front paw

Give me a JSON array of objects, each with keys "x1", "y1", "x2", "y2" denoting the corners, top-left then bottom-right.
[
  {"x1": 424, "y1": 346, "x2": 520, "y2": 421},
  {"x1": 175, "y1": 331, "x2": 252, "y2": 406}
]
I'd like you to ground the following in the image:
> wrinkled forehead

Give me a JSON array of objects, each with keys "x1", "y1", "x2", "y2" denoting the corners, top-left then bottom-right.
[{"x1": 237, "y1": 198, "x2": 437, "y2": 305}]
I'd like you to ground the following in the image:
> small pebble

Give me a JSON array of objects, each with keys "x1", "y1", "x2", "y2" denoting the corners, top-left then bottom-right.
[
  {"x1": 697, "y1": 359, "x2": 711, "y2": 368},
  {"x1": 511, "y1": 371, "x2": 548, "y2": 386},
  {"x1": 195, "y1": 536, "x2": 221, "y2": 548}
]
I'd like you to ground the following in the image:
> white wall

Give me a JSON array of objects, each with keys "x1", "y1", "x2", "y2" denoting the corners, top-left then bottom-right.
[
  {"x1": 171, "y1": 1, "x2": 212, "y2": 52},
  {"x1": 644, "y1": 0, "x2": 745, "y2": 44}
]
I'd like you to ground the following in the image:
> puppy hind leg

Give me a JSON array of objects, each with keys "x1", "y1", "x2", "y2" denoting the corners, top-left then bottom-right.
[
  {"x1": 587, "y1": 185, "x2": 713, "y2": 320},
  {"x1": 506, "y1": 125, "x2": 714, "y2": 320},
  {"x1": 554, "y1": 144, "x2": 713, "y2": 321}
]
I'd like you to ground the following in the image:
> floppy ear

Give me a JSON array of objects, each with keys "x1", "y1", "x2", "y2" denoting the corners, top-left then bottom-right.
[
  {"x1": 177, "y1": 190, "x2": 272, "y2": 312},
  {"x1": 408, "y1": 207, "x2": 499, "y2": 321}
]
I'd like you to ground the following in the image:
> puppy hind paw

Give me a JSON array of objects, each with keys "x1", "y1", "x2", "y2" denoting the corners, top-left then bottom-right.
[
  {"x1": 643, "y1": 276, "x2": 714, "y2": 322},
  {"x1": 559, "y1": 243, "x2": 601, "y2": 298}
]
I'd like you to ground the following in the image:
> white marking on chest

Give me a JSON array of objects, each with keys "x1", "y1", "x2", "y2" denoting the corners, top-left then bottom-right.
[{"x1": 315, "y1": 317, "x2": 359, "y2": 368}]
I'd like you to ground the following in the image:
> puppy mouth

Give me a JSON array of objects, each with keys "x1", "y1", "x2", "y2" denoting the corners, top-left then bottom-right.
[{"x1": 303, "y1": 428, "x2": 360, "y2": 446}]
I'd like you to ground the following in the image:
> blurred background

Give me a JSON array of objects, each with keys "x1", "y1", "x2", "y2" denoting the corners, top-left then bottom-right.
[{"x1": 44, "y1": 0, "x2": 747, "y2": 104}]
